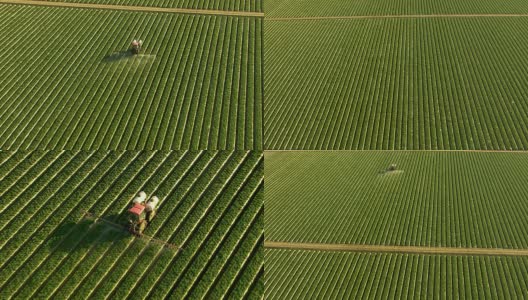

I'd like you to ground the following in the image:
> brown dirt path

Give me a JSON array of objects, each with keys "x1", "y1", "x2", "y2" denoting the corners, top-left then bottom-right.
[
  {"x1": 265, "y1": 149, "x2": 528, "y2": 153},
  {"x1": 266, "y1": 14, "x2": 528, "y2": 21},
  {"x1": 0, "y1": 0, "x2": 264, "y2": 17},
  {"x1": 265, "y1": 241, "x2": 528, "y2": 257}
]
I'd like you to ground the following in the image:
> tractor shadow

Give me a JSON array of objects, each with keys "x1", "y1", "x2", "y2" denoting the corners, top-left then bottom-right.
[
  {"x1": 102, "y1": 51, "x2": 135, "y2": 63},
  {"x1": 102, "y1": 51, "x2": 156, "y2": 63},
  {"x1": 49, "y1": 213, "x2": 131, "y2": 252},
  {"x1": 378, "y1": 169, "x2": 404, "y2": 176}
]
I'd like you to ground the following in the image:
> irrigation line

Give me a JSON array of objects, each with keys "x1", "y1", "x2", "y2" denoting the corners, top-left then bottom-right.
[
  {"x1": 0, "y1": 0, "x2": 264, "y2": 17},
  {"x1": 265, "y1": 241, "x2": 528, "y2": 257},
  {"x1": 83, "y1": 211, "x2": 181, "y2": 251}
]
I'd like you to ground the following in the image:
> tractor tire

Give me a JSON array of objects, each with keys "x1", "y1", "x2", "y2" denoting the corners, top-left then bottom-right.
[
  {"x1": 130, "y1": 223, "x2": 139, "y2": 236},
  {"x1": 147, "y1": 210, "x2": 156, "y2": 222},
  {"x1": 138, "y1": 221, "x2": 147, "y2": 235}
]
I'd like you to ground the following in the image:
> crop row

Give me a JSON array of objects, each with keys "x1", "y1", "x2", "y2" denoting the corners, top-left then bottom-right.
[
  {"x1": 265, "y1": 17, "x2": 528, "y2": 150},
  {"x1": 0, "y1": 5, "x2": 263, "y2": 150},
  {"x1": 48, "y1": 0, "x2": 262, "y2": 12},
  {"x1": 266, "y1": 249, "x2": 528, "y2": 299},
  {"x1": 265, "y1": 0, "x2": 528, "y2": 17},
  {"x1": 265, "y1": 151, "x2": 528, "y2": 248},
  {"x1": 0, "y1": 150, "x2": 263, "y2": 298}
]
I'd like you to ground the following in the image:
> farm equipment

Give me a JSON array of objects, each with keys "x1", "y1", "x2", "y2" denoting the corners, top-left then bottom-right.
[
  {"x1": 387, "y1": 164, "x2": 397, "y2": 171},
  {"x1": 130, "y1": 39, "x2": 143, "y2": 55},
  {"x1": 128, "y1": 191, "x2": 159, "y2": 236}
]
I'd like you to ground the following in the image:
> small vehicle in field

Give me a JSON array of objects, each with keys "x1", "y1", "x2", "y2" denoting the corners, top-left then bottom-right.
[
  {"x1": 387, "y1": 164, "x2": 397, "y2": 172},
  {"x1": 128, "y1": 191, "x2": 159, "y2": 235},
  {"x1": 130, "y1": 40, "x2": 143, "y2": 55}
]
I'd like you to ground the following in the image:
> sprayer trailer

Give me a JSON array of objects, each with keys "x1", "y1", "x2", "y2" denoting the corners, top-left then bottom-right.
[{"x1": 128, "y1": 191, "x2": 159, "y2": 235}]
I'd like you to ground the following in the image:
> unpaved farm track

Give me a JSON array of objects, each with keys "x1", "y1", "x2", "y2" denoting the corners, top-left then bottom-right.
[
  {"x1": 266, "y1": 14, "x2": 528, "y2": 21},
  {"x1": 265, "y1": 149, "x2": 528, "y2": 153},
  {"x1": 265, "y1": 241, "x2": 528, "y2": 257},
  {"x1": 0, "y1": 0, "x2": 264, "y2": 17}
]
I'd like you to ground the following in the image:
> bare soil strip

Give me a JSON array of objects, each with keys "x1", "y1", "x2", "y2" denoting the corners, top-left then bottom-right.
[
  {"x1": 265, "y1": 241, "x2": 528, "y2": 257},
  {"x1": 0, "y1": 0, "x2": 264, "y2": 17},
  {"x1": 267, "y1": 14, "x2": 528, "y2": 21}
]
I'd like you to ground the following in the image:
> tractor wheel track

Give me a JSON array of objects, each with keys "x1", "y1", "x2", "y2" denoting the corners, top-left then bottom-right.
[
  {"x1": 0, "y1": 0, "x2": 264, "y2": 17},
  {"x1": 265, "y1": 241, "x2": 528, "y2": 257}
]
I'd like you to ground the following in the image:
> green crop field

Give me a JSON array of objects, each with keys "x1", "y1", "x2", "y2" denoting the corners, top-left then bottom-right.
[
  {"x1": 265, "y1": 151, "x2": 528, "y2": 248},
  {"x1": 265, "y1": 151, "x2": 528, "y2": 298},
  {"x1": 266, "y1": 0, "x2": 528, "y2": 17},
  {"x1": 265, "y1": 18, "x2": 528, "y2": 150},
  {"x1": 0, "y1": 5, "x2": 263, "y2": 150},
  {"x1": 46, "y1": 0, "x2": 262, "y2": 12},
  {"x1": 0, "y1": 150, "x2": 263, "y2": 299},
  {"x1": 265, "y1": 0, "x2": 528, "y2": 298},
  {"x1": 266, "y1": 249, "x2": 528, "y2": 299}
]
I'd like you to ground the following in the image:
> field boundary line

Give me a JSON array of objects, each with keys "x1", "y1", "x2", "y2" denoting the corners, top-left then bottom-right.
[
  {"x1": 266, "y1": 14, "x2": 528, "y2": 21},
  {"x1": 0, "y1": 0, "x2": 264, "y2": 17},
  {"x1": 265, "y1": 241, "x2": 528, "y2": 257},
  {"x1": 264, "y1": 149, "x2": 528, "y2": 153}
]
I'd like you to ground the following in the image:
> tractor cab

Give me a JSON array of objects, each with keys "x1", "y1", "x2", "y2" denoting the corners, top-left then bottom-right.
[
  {"x1": 128, "y1": 202, "x2": 147, "y2": 235},
  {"x1": 129, "y1": 203, "x2": 146, "y2": 221},
  {"x1": 130, "y1": 39, "x2": 143, "y2": 55}
]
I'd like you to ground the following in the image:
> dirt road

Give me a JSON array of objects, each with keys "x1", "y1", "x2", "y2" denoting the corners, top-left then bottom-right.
[
  {"x1": 0, "y1": 0, "x2": 264, "y2": 17},
  {"x1": 265, "y1": 241, "x2": 528, "y2": 257},
  {"x1": 266, "y1": 14, "x2": 528, "y2": 21},
  {"x1": 265, "y1": 149, "x2": 528, "y2": 153}
]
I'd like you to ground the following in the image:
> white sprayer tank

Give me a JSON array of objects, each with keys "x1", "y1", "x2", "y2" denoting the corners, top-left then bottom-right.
[
  {"x1": 146, "y1": 196, "x2": 159, "y2": 211},
  {"x1": 133, "y1": 191, "x2": 147, "y2": 204}
]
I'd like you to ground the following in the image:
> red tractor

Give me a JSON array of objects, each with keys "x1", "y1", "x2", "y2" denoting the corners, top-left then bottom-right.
[{"x1": 128, "y1": 191, "x2": 159, "y2": 235}]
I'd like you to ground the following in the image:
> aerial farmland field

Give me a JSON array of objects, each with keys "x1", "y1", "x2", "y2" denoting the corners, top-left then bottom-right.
[
  {"x1": 265, "y1": 151, "x2": 528, "y2": 247},
  {"x1": 263, "y1": 0, "x2": 528, "y2": 297},
  {"x1": 266, "y1": 0, "x2": 528, "y2": 17},
  {"x1": 0, "y1": 4, "x2": 263, "y2": 150},
  {"x1": 266, "y1": 250, "x2": 528, "y2": 299},
  {"x1": 264, "y1": 151, "x2": 528, "y2": 297},
  {"x1": 265, "y1": 16, "x2": 528, "y2": 150},
  {"x1": 0, "y1": 150, "x2": 263, "y2": 298},
  {"x1": 46, "y1": 0, "x2": 262, "y2": 12}
]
